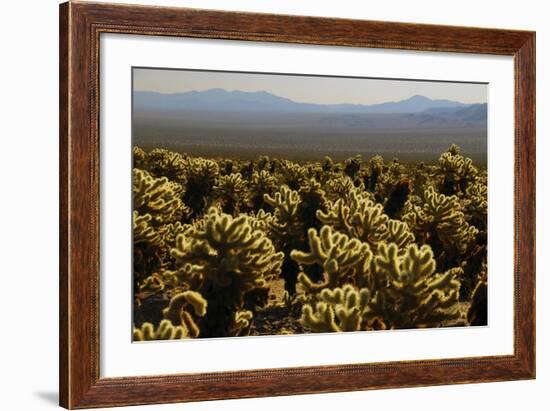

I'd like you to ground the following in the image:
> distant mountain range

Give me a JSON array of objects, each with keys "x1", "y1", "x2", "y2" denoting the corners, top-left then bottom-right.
[
  {"x1": 134, "y1": 89, "x2": 487, "y2": 164},
  {"x1": 134, "y1": 89, "x2": 486, "y2": 118}
]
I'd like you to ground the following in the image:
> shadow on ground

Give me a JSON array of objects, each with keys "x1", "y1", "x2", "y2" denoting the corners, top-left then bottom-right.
[{"x1": 34, "y1": 391, "x2": 58, "y2": 406}]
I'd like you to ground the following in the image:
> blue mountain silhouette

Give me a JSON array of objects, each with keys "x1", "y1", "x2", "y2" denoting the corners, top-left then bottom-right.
[{"x1": 134, "y1": 89, "x2": 477, "y2": 114}]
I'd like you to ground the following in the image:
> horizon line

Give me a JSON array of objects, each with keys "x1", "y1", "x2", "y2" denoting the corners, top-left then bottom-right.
[{"x1": 132, "y1": 88, "x2": 487, "y2": 107}]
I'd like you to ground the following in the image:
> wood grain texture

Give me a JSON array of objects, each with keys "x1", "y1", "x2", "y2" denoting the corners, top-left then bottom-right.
[
  {"x1": 59, "y1": 2, "x2": 69, "y2": 407},
  {"x1": 59, "y1": 1, "x2": 536, "y2": 408}
]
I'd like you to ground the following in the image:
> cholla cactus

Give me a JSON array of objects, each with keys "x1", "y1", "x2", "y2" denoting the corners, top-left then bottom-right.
[
  {"x1": 383, "y1": 178, "x2": 411, "y2": 219},
  {"x1": 247, "y1": 209, "x2": 275, "y2": 232},
  {"x1": 134, "y1": 222, "x2": 194, "y2": 296},
  {"x1": 146, "y1": 148, "x2": 188, "y2": 183},
  {"x1": 465, "y1": 181, "x2": 488, "y2": 230},
  {"x1": 422, "y1": 186, "x2": 478, "y2": 254},
  {"x1": 324, "y1": 175, "x2": 358, "y2": 202},
  {"x1": 301, "y1": 284, "x2": 370, "y2": 332},
  {"x1": 291, "y1": 226, "x2": 372, "y2": 292},
  {"x1": 171, "y1": 207, "x2": 283, "y2": 337},
  {"x1": 156, "y1": 221, "x2": 189, "y2": 250},
  {"x1": 256, "y1": 155, "x2": 271, "y2": 171},
  {"x1": 278, "y1": 160, "x2": 308, "y2": 190},
  {"x1": 317, "y1": 190, "x2": 392, "y2": 248},
  {"x1": 377, "y1": 158, "x2": 406, "y2": 201},
  {"x1": 133, "y1": 146, "x2": 147, "y2": 169},
  {"x1": 182, "y1": 157, "x2": 219, "y2": 217},
  {"x1": 133, "y1": 211, "x2": 163, "y2": 282},
  {"x1": 137, "y1": 268, "x2": 191, "y2": 300},
  {"x1": 230, "y1": 310, "x2": 254, "y2": 335},
  {"x1": 409, "y1": 162, "x2": 434, "y2": 200},
  {"x1": 404, "y1": 186, "x2": 478, "y2": 256},
  {"x1": 249, "y1": 170, "x2": 277, "y2": 210},
  {"x1": 133, "y1": 168, "x2": 189, "y2": 224},
  {"x1": 369, "y1": 243, "x2": 462, "y2": 329},
  {"x1": 343, "y1": 155, "x2": 362, "y2": 181},
  {"x1": 301, "y1": 247, "x2": 462, "y2": 332},
  {"x1": 162, "y1": 291, "x2": 207, "y2": 338},
  {"x1": 213, "y1": 173, "x2": 248, "y2": 214},
  {"x1": 264, "y1": 185, "x2": 303, "y2": 241},
  {"x1": 133, "y1": 319, "x2": 192, "y2": 341},
  {"x1": 133, "y1": 145, "x2": 487, "y2": 336},
  {"x1": 298, "y1": 179, "x2": 327, "y2": 231},
  {"x1": 138, "y1": 273, "x2": 165, "y2": 294},
  {"x1": 386, "y1": 219, "x2": 416, "y2": 249},
  {"x1": 133, "y1": 211, "x2": 161, "y2": 247},
  {"x1": 438, "y1": 144, "x2": 478, "y2": 195},
  {"x1": 322, "y1": 156, "x2": 334, "y2": 172},
  {"x1": 264, "y1": 186, "x2": 304, "y2": 294},
  {"x1": 364, "y1": 155, "x2": 385, "y2": 192}
]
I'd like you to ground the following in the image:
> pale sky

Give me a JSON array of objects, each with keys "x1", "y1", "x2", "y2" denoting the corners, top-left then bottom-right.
[{"x1": 133, "y1": 67, "x2": 487, "y2": 105}]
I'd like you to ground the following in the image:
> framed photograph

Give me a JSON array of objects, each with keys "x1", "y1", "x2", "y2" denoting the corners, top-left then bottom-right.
[{"x1": 59, "y1": 1, "x2": 535, "y2": 408}]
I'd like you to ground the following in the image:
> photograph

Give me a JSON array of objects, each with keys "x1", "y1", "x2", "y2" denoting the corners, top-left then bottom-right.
[{"x1": 131, "y1": 68, "x2": 489, "y2": 340}]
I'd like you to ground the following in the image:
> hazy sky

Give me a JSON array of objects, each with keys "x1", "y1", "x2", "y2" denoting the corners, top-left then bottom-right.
[{"x1": 133, "y1": 68, "x2": 487, "y2": 105}]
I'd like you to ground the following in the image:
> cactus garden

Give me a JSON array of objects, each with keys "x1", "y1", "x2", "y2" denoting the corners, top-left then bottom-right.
[{"x1": 132, "y1": 143, "x2": 487, "y2": 339}]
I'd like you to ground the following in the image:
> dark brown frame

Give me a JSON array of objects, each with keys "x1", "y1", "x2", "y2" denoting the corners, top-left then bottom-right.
[{"x1": 59, "y1": 1, "x2": 536, "y2": 409}]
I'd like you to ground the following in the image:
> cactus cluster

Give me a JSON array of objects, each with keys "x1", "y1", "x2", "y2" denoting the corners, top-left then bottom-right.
[{"x1": 133, "y1": 144, "x2": 487, "y2": 339}]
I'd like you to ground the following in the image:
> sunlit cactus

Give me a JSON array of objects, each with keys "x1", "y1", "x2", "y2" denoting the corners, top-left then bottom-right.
[
  {"x1": 244, "y1": 209, "x2": 273, "y2": 234},
  {"x1": 171, "y1": 207, "x2": 283, "y2": 337},
  {"x1": 343, "y1": 154, "x2": 362, "y2": 181},
  {"x1": 135, "y1": 222, "x2": 194, "y2": 294},
  {"x1": 146, "y1": 148, "x2": 188, "y2": 183},
  {"x1": 230, "y1": 310, "x2": 254, "y2": 335},
  {"x1": 324, "y1": 175, "x2": 358, "y2": 202},
  {"x1": 278, "y1": 160, "x2": 308, "y2": 190},
  {"x1": 133, "y1": 146, "x2": 147, "y2": 169},
  {"x1": 133, "y1": 168, "x2": 189, "y2": 224},
  {"x1": 322, "y1": 155, "x2": 335, "y2": 172},
  {"x1": 133, "y1": 211, "x2": 161, "y2": 247},
  {"x1": 256, "y1": 155, "x2": 271, "y2": 171},
  {"x1": 364, "y1": 155, "x2": 385, "y2": 192},
  {"x1": 133, "y1": 319, "x2": 192, "y2": 341},
  {"x1": 138, "y1": 273, "x2": 165, "y2": 294},
  {"x1": 317, "y1": 190, "x2": 391, "y2": 248},
  {"x1": 377, "y1": 158, "x2": 406, "y2": 201},
  {"x1": 368, "y1": 243, "x2": 463, "y2": 328},
  {"x1": 301, "y1": 284, "x2": 371, "y2": 332},
  {"x1": 137, "y1": 268, "x2": 189, "y2": 300},
  {"x1": 156, "y1": 221, "x2": 188, "y2": 250},
  {"x1": 249, "y1": 169, "x2": 278, "y2": 210},
  {"x1": 182, "y1": 157, "x2": 219, "y2": 218},
  {"x1": 402, "y1": 199, "x2": 432, "y2": 241},
  {"x1": 133, "y1": 144, "x2": 487, "y2": 336},
  {"x1": 162, "y1": 291, "x2": 207, "y2": 338},
  {"x1": 438, "y1": 144, "x2": 478, "y2": 195},
  {"x1": 422, "y1": 186, "x2": 479, "y2": 254},
  {"x1": 465, "y1": 181, "x2": 488, "y2": 230},
  {"x1": 239, "y1": 160, "x2": 255, "y2": 179},
  {"x1": 133, "y1": 211, "x2": 164, "y2": 282},
  {"x1": 213, "y1": 172, "x2": 248, "y2": 214},
  {"x1": 386, "y1": 219, "x2": 416, "y2": 249},
  {"x1": 264, "y1": 185, "x2": 303, "y2": 240},
  {"x1": 291, "y1": 225, "x2": 372, "y2": 292},
  {"x1": 218, "y1": 158, "x2": 235, "y2": 175},
  {"x1": 264, "y1": 185, "x2": 304, "y2": 294},
  {"x1": 404, "y1": 186, "x2": 479, "y2": 256},
  {"x1": 409, "y1": 162, "x2": 434, "y2": 200},
  {"x1": 298, "y1": 178, "x2": 327, "y2": 231}
]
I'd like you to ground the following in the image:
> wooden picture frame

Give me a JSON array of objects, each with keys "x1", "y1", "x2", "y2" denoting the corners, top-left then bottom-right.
[{"x1": 59, "y1": 1, "x2": 535, "y2": 408}]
